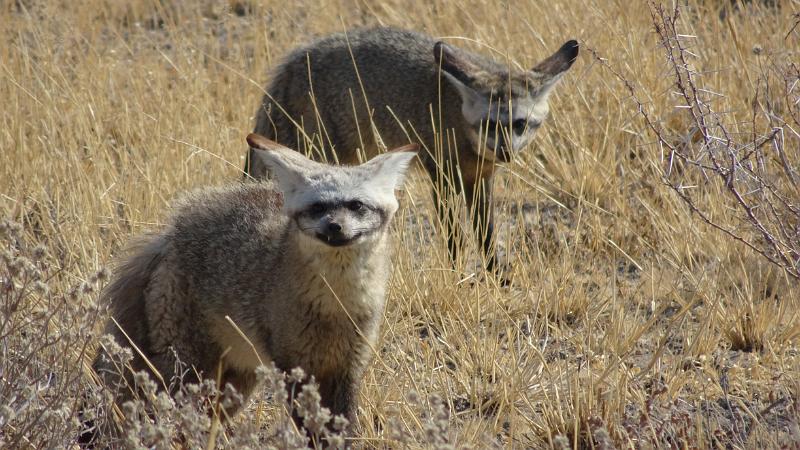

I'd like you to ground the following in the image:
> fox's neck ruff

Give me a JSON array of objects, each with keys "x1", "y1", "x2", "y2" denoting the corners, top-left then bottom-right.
[{"x1": 287, "y1": 231, "x2": 390, "y2": 318}]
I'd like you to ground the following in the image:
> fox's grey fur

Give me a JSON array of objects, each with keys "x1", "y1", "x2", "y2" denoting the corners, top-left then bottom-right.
[
  {"x1": 92, "y1": 134, "x2": 416, "y2": 439},
  {"x1": 245, "y1": 27, "x2": 578, "y2": 277}
]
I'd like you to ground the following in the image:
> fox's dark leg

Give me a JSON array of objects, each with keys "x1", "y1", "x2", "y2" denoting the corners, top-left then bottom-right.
[
  {"x1": 431, "y1": 178, "x2": 465, "y2": 268},
  {"x1": 318, "y1": 373, "x2": 358, "y2": 428},
  {"x1": 424, "y1": 158, "x2": 503, "y2": 281},
  {"x1": 464, "y1": 177, "x2": 495, "y2": 269},
  {"x1": 286, "y1": 373, "x2": 358, "y2": 447},
  {"x1": 465, "y1": 176, "x2": 503, "y2": 281}
]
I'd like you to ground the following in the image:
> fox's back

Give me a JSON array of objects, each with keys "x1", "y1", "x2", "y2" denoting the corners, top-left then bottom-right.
[
  {"x1": 168, "y1": 183, "x2": 285, "y2": 255},
  {"x1": 92, "y1": 182, "x2": 287, "y2": 406},
  {"x1": 256, "y1": 28, "x2": 463, "y2": 161},
  {"x1": 292, "y1": 27, "x2": 437, "y2": 95},
  {"x1": 165, "y1": 182, "x2": 288, "y2": 298}
]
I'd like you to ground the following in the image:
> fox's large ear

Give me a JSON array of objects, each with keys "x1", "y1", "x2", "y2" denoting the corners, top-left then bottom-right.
[
  {"x1": 530, "y1": 40, "x2": 579, "y2": 97},
  {"x1": 246, "y1": 133, "x2": 316, "y2": 195},
  {"x1": 433, "y1": 42, "x2": 483, "y2": 105},
  {"x1": 363, "y1": 144, "x2": 419, "y2": 193},
  {"x1": 434, "y1": 42, "x2": 476, "y2": 86}
]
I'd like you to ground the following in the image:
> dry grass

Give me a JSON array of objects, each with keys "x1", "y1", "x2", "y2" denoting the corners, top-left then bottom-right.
[{"x1": 2, "y1": 0, "x2": 799, "y2": 448}]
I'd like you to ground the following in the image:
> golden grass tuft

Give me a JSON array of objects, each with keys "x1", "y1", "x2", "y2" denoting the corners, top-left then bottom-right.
[{"x1": 723, "y1": 297, "x2": 800, "y2": 353}]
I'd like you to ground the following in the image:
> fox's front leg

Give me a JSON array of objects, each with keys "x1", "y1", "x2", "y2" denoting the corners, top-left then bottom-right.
[
  {"x1": 465, "y1": 176, "x2": 505, "y2": 282},
  {"x1": 321, "y1": 373, "x2": 358, "y2": 425},
  {"x1": 286, "y1": 374, "x2": 356, "y2": 447},
  {"x1": 305, "y1": 372, "x2": 358, "y2": 448},
  {"x1": 432, "y1": 180, "x2": 464, "y2": 267}
]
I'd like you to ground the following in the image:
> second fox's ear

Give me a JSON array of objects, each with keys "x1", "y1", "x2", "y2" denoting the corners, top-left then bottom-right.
[
  {"x1": 434, "y1": 42, "x2": 483, "y2": 109},
  {"x1": 531, "y1": 40, "x2": 579, "y2": 96},
  {"x1": 434, "y1": 42, "x2": 476, "y2": 86},
  {"x1": 247, "y1": 133, "x2": 316, "y2": 195}
]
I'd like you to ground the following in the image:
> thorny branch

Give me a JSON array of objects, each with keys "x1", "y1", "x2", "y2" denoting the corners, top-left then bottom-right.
[{"x1": 589, "y1": 2, "x2": 800, "y2": 280}]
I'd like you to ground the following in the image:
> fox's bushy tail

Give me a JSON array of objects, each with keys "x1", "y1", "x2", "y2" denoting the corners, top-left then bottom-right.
[{"x1": 79, "y1": 234, "x2": 166, "y2": 448}]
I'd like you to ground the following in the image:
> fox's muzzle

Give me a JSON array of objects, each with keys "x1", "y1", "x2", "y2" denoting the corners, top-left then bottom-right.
[{"x1": 315, "y1": 219, "x2": 359, "y2": 247}]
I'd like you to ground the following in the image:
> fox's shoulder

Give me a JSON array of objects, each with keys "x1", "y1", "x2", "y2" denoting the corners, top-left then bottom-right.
[
  {"x1": 167, "y1": 182, "x2": 285, "y2": 231},
  {"x1": 284, "y1": 26, "x2": 436, "y2": 60}
]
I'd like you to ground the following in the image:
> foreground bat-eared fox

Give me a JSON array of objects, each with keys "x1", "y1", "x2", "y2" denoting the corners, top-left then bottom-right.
[
  {"x1": 83, "y1": 134, "x2": 417, "y2": 445},
  {"x1": 246, "y1": 27, "x2": 579, "y2": 280}
]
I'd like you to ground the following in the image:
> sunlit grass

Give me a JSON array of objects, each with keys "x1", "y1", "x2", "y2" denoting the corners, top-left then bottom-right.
[{"x1": 1, "y1": 0, "x2": 798, "y2": 448}]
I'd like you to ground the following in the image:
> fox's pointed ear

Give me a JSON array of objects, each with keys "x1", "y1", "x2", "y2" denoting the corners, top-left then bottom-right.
[
  {"x1": 530, "y1": 40, "x2": 579, "y2": 97},
  {"x1": 246, "y1": 133, "x2": 315, "y2": 195},
  {"x1": 434, "y1": 42, "x2": 483, "y2": 105},
  {"x1": 247, "y1": 133, "x2": 291, "y2": 153},
  {"x1": 363, "y1": 144, "x2": 418, "y2": 192},
  {"x1": 434, "y1": 42, "x2": 476, "y2": 86}
]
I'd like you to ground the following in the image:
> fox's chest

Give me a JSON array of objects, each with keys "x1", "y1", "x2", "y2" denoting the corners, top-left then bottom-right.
[
  {"x1": 302, "y1": 253, "x2": 387, "y2": 315},
  {"x1": 289, "y1": 271, "x2": 383, "y2": 373},
  {"x1": 288, "y1": 299, "x2": 376, "y2": 379}
]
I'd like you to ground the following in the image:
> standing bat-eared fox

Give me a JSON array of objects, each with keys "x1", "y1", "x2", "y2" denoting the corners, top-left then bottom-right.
[{"x1": 245, "y1": 27, "x2": 579, "y2": 280}]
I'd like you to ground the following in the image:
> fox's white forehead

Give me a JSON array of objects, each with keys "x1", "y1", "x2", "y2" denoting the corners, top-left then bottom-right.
[
  {"x1": 283, "y1": 166, "x2": 397, "y2": 213},
  {"x1": 253, "y1": 146, "x2": 415, "y2": 215}
]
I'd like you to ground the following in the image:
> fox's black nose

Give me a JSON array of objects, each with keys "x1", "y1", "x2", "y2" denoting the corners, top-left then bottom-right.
[{"x1": 327, "y1": 222, "x2": 342, "y2": 233}]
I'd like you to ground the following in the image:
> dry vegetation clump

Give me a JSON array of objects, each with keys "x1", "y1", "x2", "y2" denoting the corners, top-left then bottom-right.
[
  {"x1": 1, "y1": 0, "x2": 799, "y2": 448},
  {"x1": 0, "y1": 220, "x2": 102, "y2": 448}
]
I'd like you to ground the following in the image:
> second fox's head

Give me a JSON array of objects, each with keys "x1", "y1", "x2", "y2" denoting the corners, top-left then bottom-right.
[
  {"x1": 434, "y1": 39, "x2": 579, "y2": 162},
  {"x1": 247, "y1": 133, "x2": 417, "y2": 249}
]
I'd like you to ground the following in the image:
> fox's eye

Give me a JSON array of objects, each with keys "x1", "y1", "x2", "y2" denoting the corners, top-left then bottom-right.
[
  {"x1": 310, "y1": 202, "x2": 326, "y2": 214},
  {"x1": 346, "y1": 200, "x2": 364, "y2": 211},
  {"x1": 485, "y1": 118, "x2": 497, "y2": 130},
  {"x1": 512, "y1": 119, "x2": 527, "y2": 135}
]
